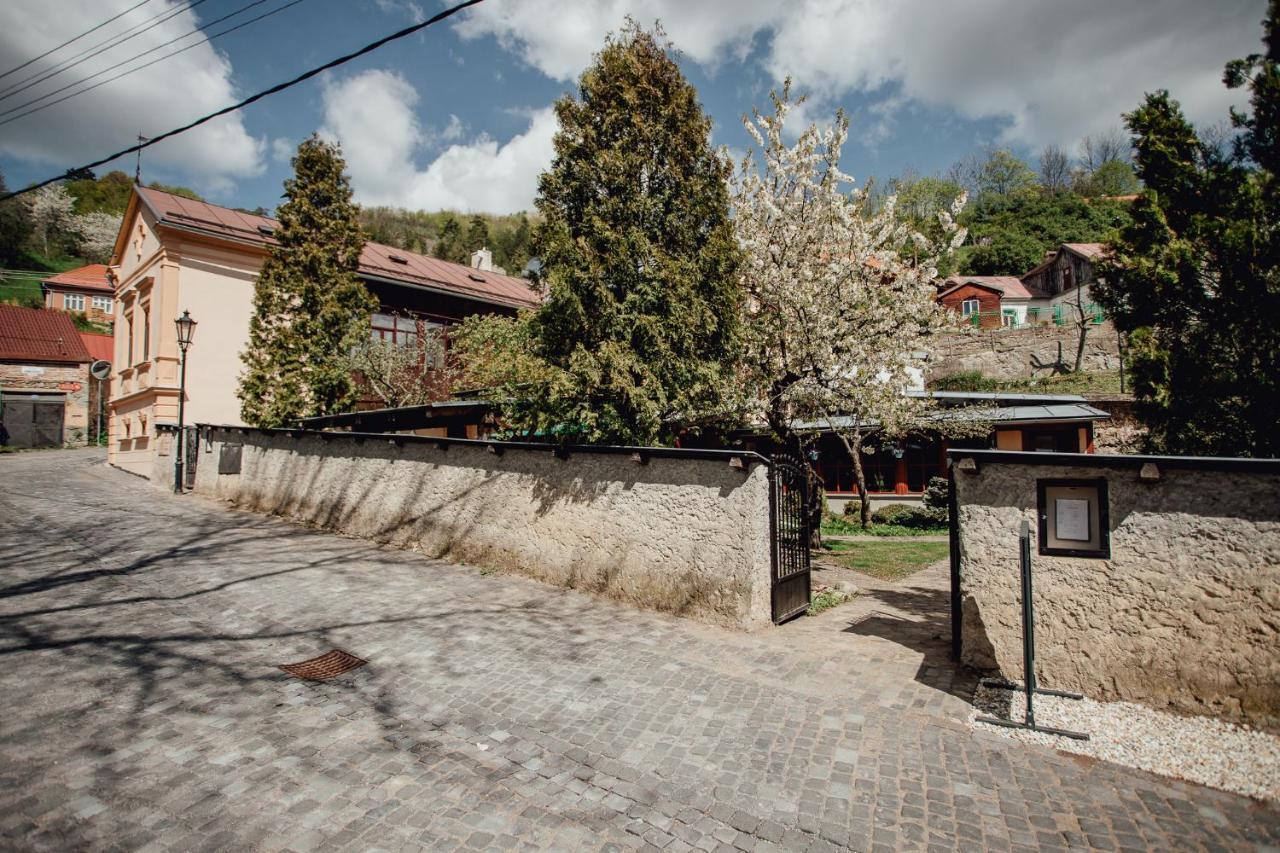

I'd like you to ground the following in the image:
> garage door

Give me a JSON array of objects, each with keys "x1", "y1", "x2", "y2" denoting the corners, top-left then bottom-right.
[{"x1": 1, "y1": 395, "x2": 65, "y2": 448}]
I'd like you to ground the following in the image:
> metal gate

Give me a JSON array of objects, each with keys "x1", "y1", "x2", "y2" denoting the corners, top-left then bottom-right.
[
  {"x1": 770, "y1": 455, "x2": 812, "y2": 623},
  {"x1": 1, "y1": 395, "x2": 64, "y2": 448}
]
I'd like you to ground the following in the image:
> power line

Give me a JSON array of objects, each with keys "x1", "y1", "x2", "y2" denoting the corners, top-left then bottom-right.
[
  {"x1": 0, "y1": 0, "x2": 292, "y2": 125},
  {"x1": 0, "y1": 0, "x2": 155, "y2": 83},
  {"x1": 0, "y1": 0, "x2": 208, "y2": 102},
  {"x1": 0, "y1": 0, "x2": 486, "y2": 202}
]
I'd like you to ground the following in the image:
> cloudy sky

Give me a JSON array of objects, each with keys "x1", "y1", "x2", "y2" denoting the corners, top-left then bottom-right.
[{"x1": 0, "y1": 0, "x2": 1266, "y2": 214}]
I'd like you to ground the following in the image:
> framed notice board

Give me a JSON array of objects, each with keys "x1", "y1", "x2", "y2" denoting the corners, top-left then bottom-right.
[{"x1": 1036, "y1": 478, "x2": 1110, "y2": 558}]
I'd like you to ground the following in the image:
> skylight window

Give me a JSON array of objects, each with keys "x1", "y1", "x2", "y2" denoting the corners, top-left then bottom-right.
[{"x1": 468, "y1": 272, "x2": 486, "y2": 282}]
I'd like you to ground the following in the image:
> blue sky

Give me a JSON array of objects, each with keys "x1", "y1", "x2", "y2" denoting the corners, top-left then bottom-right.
[{"x1": 0, "y1": 0, "x2": 1267, "y2": 214}]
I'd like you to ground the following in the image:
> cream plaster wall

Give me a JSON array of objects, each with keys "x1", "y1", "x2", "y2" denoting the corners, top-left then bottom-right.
[
  {"x1": 193, "y1": 429, "x2": 775, "y2": 630},
  {"x1": 954, "y1": 458, "x2": 1280, "y2": 727},
  {"x1": 174, "y1": 243, "x2": 262, "y2": 426}
]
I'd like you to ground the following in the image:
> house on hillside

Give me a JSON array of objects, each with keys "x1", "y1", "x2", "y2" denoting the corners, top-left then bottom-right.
[
  {"x1": 41, "y1": 264, "x2": 114, "y2": 325},
  {"x1": 936, "y1": 276, "x2": 1044, "y2": 328},
  {"x1": 939, "y1": 243, "x2": 1109, "y2": 328},
  {"x1": 105, "y1": 186, "x2": 541, "y2": 480},
  {"x1": 0, "y1": 304, "x2": 92, "y2": 448}
]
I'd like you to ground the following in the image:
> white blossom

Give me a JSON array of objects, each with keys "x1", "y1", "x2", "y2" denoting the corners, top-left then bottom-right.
[
  {"x1": 731, "y1": 80, "x2": 967, "y2": 526},
  {"x1": 26, "y1": 183, "x2": 75, "y2": 257},
  {"x1": 72, "y1": 211, "x2": 123, "y2": 263}
]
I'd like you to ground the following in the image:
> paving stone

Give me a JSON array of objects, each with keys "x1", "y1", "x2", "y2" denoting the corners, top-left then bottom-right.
[{"x1": 0, "y1": 449, "x2": 1275, "y2": 852}]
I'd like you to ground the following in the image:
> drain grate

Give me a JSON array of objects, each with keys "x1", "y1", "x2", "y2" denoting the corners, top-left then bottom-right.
[{"x1": 279, "y1": 649, "x2": 367, "y2": 681}]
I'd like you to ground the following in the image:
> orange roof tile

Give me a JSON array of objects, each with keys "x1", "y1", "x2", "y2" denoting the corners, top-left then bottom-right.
[
  {"x1": 0, "y1": 305, "x2": 92, "y2": 363},
  {"x1": 133, "y1": 187, "x2": 540, "y2": 309},
  {"x1": 42, "y1": 263, "x2": 112, "y2": 293},
  {"x1": 78, "y1": 332, "x2": 113, "y2": 363}
]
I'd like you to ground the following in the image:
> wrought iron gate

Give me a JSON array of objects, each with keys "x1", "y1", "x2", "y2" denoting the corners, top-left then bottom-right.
[{"x1": 770, "y1": 455, "x2": 812, "y2": 623}]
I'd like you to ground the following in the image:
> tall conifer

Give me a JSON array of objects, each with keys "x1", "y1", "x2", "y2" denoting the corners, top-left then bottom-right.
[
  {"x1": 239, "y1": 136, "x2": 375, "y2": 427},
  {"x1": 524, "y1": 21, "x2": 742, "y2": 444}
]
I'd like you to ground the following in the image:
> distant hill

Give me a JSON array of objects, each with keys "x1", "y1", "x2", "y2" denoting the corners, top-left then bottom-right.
[{"x1": 358, "y1": 207, "x2": 537, "y2": 276}]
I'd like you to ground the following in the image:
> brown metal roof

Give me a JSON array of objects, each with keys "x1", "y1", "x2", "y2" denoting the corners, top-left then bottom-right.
[
  {"x1": 134, "y1": 187, "x2": 540, "y2": 309},
  {"x1": 42, "y1": 263, "x2": 112, "y2": 293},
  {"x1": 0, "y1": 305, "x2": 93, "y2": 364},
  {"x1": 939, "y1": 275, "x2": 1040, "y2": 300}
]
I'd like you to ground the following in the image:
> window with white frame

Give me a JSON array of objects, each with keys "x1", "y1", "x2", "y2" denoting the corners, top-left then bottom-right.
[
  {"x1": 960, "y1": 298, "x2": 980, "y2": 316},
  {"x1": 92, "y1": 295, "x2": 112, "y2": 314},
  {"x1": 1002, "y1": 309, "x2": 1018, "y2": 327},
  {"x1": 63, "y1": 293, "x2": 85, "y2": 311}
]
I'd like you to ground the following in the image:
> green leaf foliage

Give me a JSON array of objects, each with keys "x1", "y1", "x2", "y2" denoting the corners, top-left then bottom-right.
[
  {"x1": 0, "y1": 170, "x2": 32, "y2": 267},
  {"x1": 238, "y1": 136, "x2": 377, "y2": 427},
  {"x1": 359, "y1": 207, "x2": 536, "y2": 273},
  {"x1": 1095, "y1": 4, "x2": 1280, "y2": 456},
  {"x1": 961, "y1": 191, "x2": 1131, "y2": 275},
  {"x1": 64, "y1": 170, "x2": 203, "y2": 215},
  {"x1": 516, "y1": 21, "x2": 742, "y2": 445}
]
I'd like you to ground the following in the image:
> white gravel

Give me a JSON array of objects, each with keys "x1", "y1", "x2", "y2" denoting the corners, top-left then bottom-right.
[{"x1": 969, "y1": 681, "x2": 1280, "y2": 802}]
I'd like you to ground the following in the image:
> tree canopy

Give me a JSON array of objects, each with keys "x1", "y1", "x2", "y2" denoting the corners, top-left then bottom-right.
[
  {"x1": 239, "y1": 136, "x2": 376, "y2": 427},
  {"x1": 1094, "y1": 2, "x2": 1280, "y2": 456},
  {"x1": 499, "y1": 21, "x2": 741, "y2": 445}
]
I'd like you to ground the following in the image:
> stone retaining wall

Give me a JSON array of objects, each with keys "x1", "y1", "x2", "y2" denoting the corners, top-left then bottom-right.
[
  {"x1": 192, "y1": 427, "x2": 775, "y2": 629},
  {"x1": 929, "y1": 323, "x2": 1121, "y2": 381},
  {"x1": 953, "y1": 451, "x2": 1280, "y2": 727}
]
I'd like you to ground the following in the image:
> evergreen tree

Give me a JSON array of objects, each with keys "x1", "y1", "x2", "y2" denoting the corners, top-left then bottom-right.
[
  {"x1": 0, "y1": 170, "x2": 32, "y2": 266},
  {"x1": 1095, "y1": 3, "x2": 1280, "y2": 456},
  {"x1": 434, "y1": 214, "x2": 463, "y2": 263},
  {"x1": 239, "y1": 136, "x2": 376, "y2": 427},
  {"x1": 464, "y1": 214, "x2": 490, "y2": 256},
  {"x1": 521, "y1": 21, "x2": 741, "y2": 444}
]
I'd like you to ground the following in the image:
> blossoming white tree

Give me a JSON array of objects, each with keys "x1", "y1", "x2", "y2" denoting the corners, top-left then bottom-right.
[
  {"x1": 26, "y1": 183, "x2": 75, "y2": 257},
  {"x1": 72, "y1": 211, "x2": 123, "y2": 263},
  {"x1": 732, "y1": 81, "x2": 967, "y2": 528}
]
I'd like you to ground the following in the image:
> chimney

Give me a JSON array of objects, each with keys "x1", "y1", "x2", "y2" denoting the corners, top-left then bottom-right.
[{"x1": 470, "y1": 247, "x2": 493, "y2": 272}]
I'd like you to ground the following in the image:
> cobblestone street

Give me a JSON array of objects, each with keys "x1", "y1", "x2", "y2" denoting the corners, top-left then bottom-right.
[{"x1": 1, "y1": 450, "x2": 1277, "y2": 851}]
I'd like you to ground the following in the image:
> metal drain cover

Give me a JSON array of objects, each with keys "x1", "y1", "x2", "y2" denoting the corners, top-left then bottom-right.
[{"x1": 279, "y1": 649, "x2": 367, "y2": 681}]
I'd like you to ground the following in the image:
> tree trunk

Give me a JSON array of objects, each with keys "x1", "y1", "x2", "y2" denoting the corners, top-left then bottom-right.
[
  {"x1": 1073, "y1": 302, "x2": 1090, "y2": 373},
  {"x1": 832, "y1": 427, "x2": 872, "y2": 529}
]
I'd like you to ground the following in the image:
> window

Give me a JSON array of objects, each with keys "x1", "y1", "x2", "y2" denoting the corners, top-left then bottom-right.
[
  {"x1": 92, "y1": 296, "x2": 112, "y2": 314},
  {"x1": 1002, "y1": 308, "x2": 1018, "y2": 327},
  {"x1": 141, "y1": 305, "x2": 150, "y2": 361},
  {"x1": 126, "y1": 315, "x2": 134, "y2": 364},
  {"x1": 63, "y1": 293, "x2": 85, "y2": 311},
  {"x1": 960, "y1": 298, "x2": 980, "y2": 316}
]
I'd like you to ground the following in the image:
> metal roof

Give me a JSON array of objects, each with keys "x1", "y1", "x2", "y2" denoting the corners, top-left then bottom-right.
[
  {"x1": 132, "y1": 187, "x2": 541, "y2": 310},
  {"x1": 792, "y1": 402, "x2": 1110, "y2": 432},
  {"x1": 905, "y1": 389, "x2": 1088, "y2": 404}
]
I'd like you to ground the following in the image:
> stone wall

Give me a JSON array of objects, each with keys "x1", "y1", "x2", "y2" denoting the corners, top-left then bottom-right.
[
  {"x1": 192, "y1": 427, "x2": 775, "y2": 630},
  {"x1": 929, "y1": 322, "x2": 1121, "y2": 381},
  {"x1": 953, "y1": 451, "x2": 1280, "y2": 727}
]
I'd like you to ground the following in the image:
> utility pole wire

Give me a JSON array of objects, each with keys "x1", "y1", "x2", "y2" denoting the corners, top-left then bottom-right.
[
  {"x1": 0, "y1": 0, "x2": 155, "y2": 82},
  {"x1": 0, "y1": 0, "x2": 301, "y2": 125},
  {"x1": 0, "y1": 0, "x2": 486, "y2": 202},
  {"x1": 0, "y1": 0, "x2": 208, "y2": 102}
]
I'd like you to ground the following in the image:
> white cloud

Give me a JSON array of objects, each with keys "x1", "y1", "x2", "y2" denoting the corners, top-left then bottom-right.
[
  {"x1": 453, "y1": 0, "x2": 1264, "y2": 152},
  {"x1": 270, "y1": 138, "x2": 296, "y2": 164},
  {"x1": 321, "y1": 69, "x2": 555, "y2": 213},
  {"x1": 0, "y1": 0, "x2": 265, "y2": 194}
]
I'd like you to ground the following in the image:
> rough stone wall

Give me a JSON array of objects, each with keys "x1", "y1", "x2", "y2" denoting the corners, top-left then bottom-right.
[
  {"x1": 192, "y1": 428, "x2": 775, "y2": 630},
  {"x1": 929, "y1": 322, "x2": 1121, "y2": 381},
  {"x1": 0, "y1": 361, "x2": 91, "y2": 445},
  {"x1": 1088, "y1": 396, "x2": 1146, "y2": 454},
  {"x1": 955, "y1": 459, "x2": 1280, "y2": 727}
]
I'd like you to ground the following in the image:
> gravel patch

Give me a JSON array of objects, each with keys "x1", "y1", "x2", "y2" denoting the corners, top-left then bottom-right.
[{"x1": 970, "y1": 681, "x2": 1280, "y2": 802}]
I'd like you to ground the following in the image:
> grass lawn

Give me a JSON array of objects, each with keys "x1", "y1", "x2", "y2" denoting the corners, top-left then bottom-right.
[{"x1": 821, "y1": 539, "x2": 949, "y2": 581}]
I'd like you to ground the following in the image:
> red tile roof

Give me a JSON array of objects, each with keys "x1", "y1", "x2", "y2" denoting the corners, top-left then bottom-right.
[
  {"x1": 0, "y1": 305, "x2": 93, "y2": 364},
  {"x1": 78, "y1": 332, "x2": 113, "y2": 363},
  {"x1": 42, "y1": 263, "x2": 112, "y2": 293},
  {"x1": 133, "y1": 187, "x2": 540, "y2": 309},
  {"x1": 939, "y1": 275, "x2": 1040, "y2": 300}
]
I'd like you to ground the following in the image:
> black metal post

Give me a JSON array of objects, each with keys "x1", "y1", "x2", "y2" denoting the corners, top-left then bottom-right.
[
  {"x1": 976, "y1": 520, "x2": 1089, "y2": 740},
  {"x1": 173, "y1": 348, "x2": 188, "y2": 494},
  {"x1": 948, "y1": 464, "x2": 962, "y2": 662}
]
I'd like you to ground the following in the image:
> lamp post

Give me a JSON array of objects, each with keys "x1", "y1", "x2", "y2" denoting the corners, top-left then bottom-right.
[{"x1": 173, "y1": 310, "x2": 197, "y2": 494}]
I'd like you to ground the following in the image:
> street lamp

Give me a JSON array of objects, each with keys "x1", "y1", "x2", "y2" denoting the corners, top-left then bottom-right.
[{"x1": 173, "y1": 310, "x2": 197, "y2": 494}]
